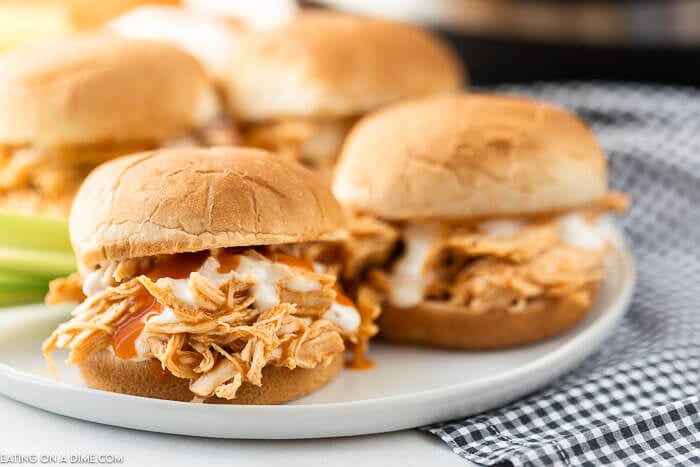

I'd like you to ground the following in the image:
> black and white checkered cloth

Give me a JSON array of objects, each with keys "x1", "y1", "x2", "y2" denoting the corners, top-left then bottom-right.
[{"x1": 422, "y1": 83, "x2": 700, "y2": 466}]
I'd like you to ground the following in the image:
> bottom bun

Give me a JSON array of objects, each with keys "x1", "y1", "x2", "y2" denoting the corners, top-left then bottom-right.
[
  {"x1": 78, "y1": 351, "x2": 344, "y2": 404},
  {"x1": 378, "y1": 284, "x2": 599, "y2": 349}
]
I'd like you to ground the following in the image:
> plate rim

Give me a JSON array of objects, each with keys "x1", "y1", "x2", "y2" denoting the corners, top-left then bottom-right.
[{"x1": 0, "y1": 228, "x2": 636, "y2": 436}]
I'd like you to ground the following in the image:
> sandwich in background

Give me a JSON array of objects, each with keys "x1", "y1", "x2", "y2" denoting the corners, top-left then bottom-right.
[
  {"x1": 107, "y1": 5, "x2": 246, "y2": 81},
  {"x1": 66, "y1": 0, "x2": 179, "y2": 29},
  {"x1": 0, "y1": 34, "x2": 231, "y2": 303},
  {"x1": 106, "y1": 0, "x2": 300, "y2": 81},
  {"x1": 181, "y1": 0, "x2": 298, "y2": 29},
  {"x1": 0, "y1": 33, "x2": 226, "y2": 216},
  {"x1": 44, "y1": 147, "x2": 377, "y2": 403},
  {"x1": 332, "y1": 93, "x2": 628, "y2": 349},
  {"x1": 0, "y1": 1, "x2": 71, "y2": 52},
  {"x1": 222, "y1": 11, "x2": 466, "y2": 180}
]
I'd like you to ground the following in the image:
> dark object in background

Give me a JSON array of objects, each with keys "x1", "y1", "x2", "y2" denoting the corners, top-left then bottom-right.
[
  {"x1": 309, "y1": 0, "x2": 700, "y2": 85},
  {"x1": 445, "y1": 34, "x2": 700, "y2": 85}
]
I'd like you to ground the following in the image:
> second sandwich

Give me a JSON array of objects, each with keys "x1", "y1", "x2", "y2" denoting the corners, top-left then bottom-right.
[
  {"x1": 0, "y1": 34, "x2": 227, "y2": 217},
  {"x1": 333, "y1": 94, "x2": 628, "y2": 349}
]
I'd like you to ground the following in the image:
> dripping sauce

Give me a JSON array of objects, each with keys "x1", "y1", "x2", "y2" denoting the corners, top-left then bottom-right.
[
  {"x1": 349, "y1": 339, "x2": 376, "y2": 370},
  {"x1": 112, "y1": 287, "x2": 163, "y2": 360}
]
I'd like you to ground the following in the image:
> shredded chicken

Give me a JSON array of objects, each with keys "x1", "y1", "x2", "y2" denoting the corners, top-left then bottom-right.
[
  {"x1": 342, "y1": 192, "x2": 629, "y2": 314},
  {"x1": 0, "y1": 143, "x2": 154, "y2": 215},
  {"x1": 0, "y1": 122, "x2": 239, "y2": 216},
  {"x1": 241, "y1": 117, "x2": 356, "y2": 176},
  {"x1": 46, "y1": 273, "x2": 85, "y2": 305},
  {"x1": 44, "y1": 246, "x2": 374, "y2": 401}
]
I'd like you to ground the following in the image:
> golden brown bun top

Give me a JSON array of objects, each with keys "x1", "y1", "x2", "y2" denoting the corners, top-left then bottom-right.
[
  {"x1": 0, "y1": 34, "x2": 208, "y2": 146},
  {"x1": 224, "y1": 11, "x2": 465, "y2": 121},
  {"x1": 333, "y1": 93, "x2": 608, "y2": 220},
  {"x1": 70, "y1": 147, "x2": 347, "y2": 267}
]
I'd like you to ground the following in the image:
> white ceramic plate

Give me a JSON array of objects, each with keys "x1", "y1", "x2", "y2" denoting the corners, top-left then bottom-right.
[{"x1": 0, "y1": 227, "x2": 635, "y2": 439}]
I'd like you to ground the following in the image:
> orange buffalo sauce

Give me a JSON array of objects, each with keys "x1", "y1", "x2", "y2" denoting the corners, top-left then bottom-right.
[
  {"x1": 215, "y1": 248, "x2": 315, "y2": 273},
  {"x1": 330, "y1": 285, "x2": 376, "y2": 370},
  {"x1": 333, "y1": 285, "x2": 354, "y2": 307},
  {"x1": 216, "y1": 249, "x2": 242, "y2": 273},
  {"x1": 146, "y1": 251, "x2": 209, "y2": 281},
  {"x1": 266, "y1": 251, "x2": 314, "y2": 271},
  {"x1": 350, "y1": 340, "x2": 376, "y2": 370},
  {"x1": 112, "y1": 287, "x2": 163, "y2": 360}
]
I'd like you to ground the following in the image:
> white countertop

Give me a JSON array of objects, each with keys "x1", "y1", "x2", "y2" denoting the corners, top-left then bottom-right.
[{"x1": 0, "y1": 394, "x2": 469, "y2": 467}]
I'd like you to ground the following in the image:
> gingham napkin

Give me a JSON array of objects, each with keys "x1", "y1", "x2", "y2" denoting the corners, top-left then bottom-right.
[{"x1": 423, "y1": 83, "x2": 700, "y2": 466}]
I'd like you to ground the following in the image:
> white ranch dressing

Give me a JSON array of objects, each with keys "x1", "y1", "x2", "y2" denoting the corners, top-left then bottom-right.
[
  {"x1": 389, "y1": 222, "x2": 441, "y2": 308},
  {"x1": 478, "y1": 214, "x2": 608, "y2": 250},
  {"x1": 131, "y1": 306, "x2": 181, "y2": 361},
  {"x1": 232, "y1": 253, "x2": 359, "y2": 331},
  {"x1": 323, "y1": 302, "x2": 361, "y2": 332},
  {"x1": 477, "y1": 219, "x2": 527, "y2": 237},
  {"x1": 558, "y1": 213, "x2": 608, "y2": 250},
  {"x1": 82, "y1": 262, "x2": 118, "y2": 297},
  {"x1": 155, "y1": 257, "x2": 233, "y2": 307},
  {"x1": 232, "y1": 255, "x2": 286, "y2": 311}
]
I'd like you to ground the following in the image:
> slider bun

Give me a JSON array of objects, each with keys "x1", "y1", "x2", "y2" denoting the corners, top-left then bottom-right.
[
  {"x1": 224, "y1": 11, "x2": 465, "y2": 121},
  {"x1": 378, "y1": 284, "x2": 598, "y2": 349},
  {"x1": 333, "y1": 94, "x2": 608, "y2": 220},
  {"x1": 79, "y1": 351, "x2": 344, "y2": 404},
  {"x1": 0, "y1": 34, "x2": 208, "y2": 146},
  {"x1": 70, "y1": 147, "x2": 347, "y2": 268}
]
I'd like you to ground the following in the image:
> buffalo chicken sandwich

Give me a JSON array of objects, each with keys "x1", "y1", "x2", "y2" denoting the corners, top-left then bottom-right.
[
  {"x1": 43, "y1": 148, "x2": 376, "y2": 404},
  {"x1": 223, "y1": 11, "x2": 465, "y2": 178},
  {"x1": 107, "y1": 5, "x2": 246, "y2": 81},
  {"x1": 0, "y1": 34, "x2": 233, "y2": 217},
  {"x1": 333, "y1": 94, "x2": 628, "y2": 349}
]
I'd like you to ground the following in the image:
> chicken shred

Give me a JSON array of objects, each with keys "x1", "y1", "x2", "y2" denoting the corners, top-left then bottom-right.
[
  {"x1": 0, "y1": 122, "x2": 239, "y2": 216},
  {"x1": 44, "y1": 247, "x2": 370, "y2": 402},
  {"x1": 337, "y1": 192, "x2": 628, "y2": 314},
  {"x1": 241, "y1": 117, "x2": 356, "y2": 181}
]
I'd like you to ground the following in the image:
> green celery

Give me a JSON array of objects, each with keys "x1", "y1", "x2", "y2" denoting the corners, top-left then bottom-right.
[
  {"x1": 0, "y1": 246, "x2": 76, "y2": 277},
  {"x1": 0, "y1": 212, "x2": 72, "y2": 252},
  {"x1": 0, "y1": 289, "x2": 47, "y2": 307},
  {"x1": 0, "y1": 266, "x2": 58, "y2": 280}
]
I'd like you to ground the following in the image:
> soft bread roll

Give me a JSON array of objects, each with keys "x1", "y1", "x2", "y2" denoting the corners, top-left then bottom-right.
[
  {"x1": 79, "y1": 351, "x2": 344, "y2": 404},
  {"x1": 0, "y1": 34, "x2": 209, "y2": 146},
  {"x1": 70, "y1": 147, "x2": 347, "y2": 268},
  {"x1": 224, "y1": 11, "x2": 465, "y2": 121},
  {"x1": 378, "y1": 285, "x2": 598, "y2": 349},
  {"x1": 106, "y1": 5, "x2": 247, "y2": 81},
  {"x1": 333, "y1": 93, "x2": 608, "y2": 221}
]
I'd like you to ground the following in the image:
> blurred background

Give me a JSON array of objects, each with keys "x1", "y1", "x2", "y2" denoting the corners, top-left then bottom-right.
[
  {"x1": 2, "y1": 0, "x2": 699, "y2": 84},
  {"x1": 0, "y1": 0, "x2": 696, "y2": 306}
]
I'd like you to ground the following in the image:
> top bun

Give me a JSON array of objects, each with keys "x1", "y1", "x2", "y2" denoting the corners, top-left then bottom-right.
[
  {"x1": 333, "y1": 93, "x2": 608, "y2": 220},
  {"x1": 0, "y1": 34, "x2": 209, "y2": 147},
  {"x1": 224, "y1": 11, "x2": 465, "y2": 121},
  {"x1": 70, "y1": 147, "x2": 347, "y2": 267}
]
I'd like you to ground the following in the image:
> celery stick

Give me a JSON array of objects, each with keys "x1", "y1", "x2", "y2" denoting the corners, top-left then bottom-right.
[
  {"x1": 0, "y1": 289, "x2": 47, "y2": 307},
  {"x1": 0, "y1": 279, "x2": 49, "y2": 294},
  {"x1": 0, "y1": 271, "x2": 50, "y2": 307},
  {"x1": 0, "y1": 279, "x2": 49, "y2": 293},
  {"x1": 0, "y1": 212, "x2": 72, "y2": 252},
  {"x1": 0, "y1": 280, "x2": 47, "y2": 293},
  {"x1": 0, "y1": 246, "x2": 76, "y2": 277},
  {"x1": 0, "y1": 269, "x2": 53, "y2": 287}
]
